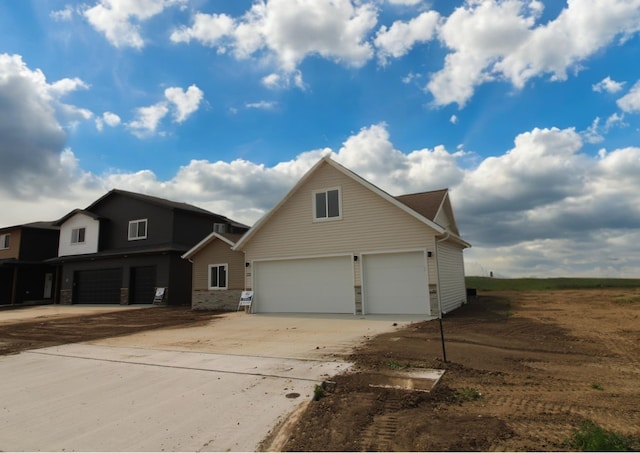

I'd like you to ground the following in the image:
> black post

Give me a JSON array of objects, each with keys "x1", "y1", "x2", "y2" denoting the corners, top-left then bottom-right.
[{"x1": 439, "y1": 316, "x2": 447, "y2": 363}]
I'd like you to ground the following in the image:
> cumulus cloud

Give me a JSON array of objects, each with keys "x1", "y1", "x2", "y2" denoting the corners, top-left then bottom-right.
[
  {"x1": 95, "y1": 111, "x2": 121, "y2": 131},
  {"x1": 84, "y1": 0, "x2": 187, "y2": 49},
  {"x1": 375, "y1": 11, "x2": 440, "y2": 64},
  {"x1": 428, "y1": 0, "x2": 640, "y2": 106},
  {"x1": 617, "y1": 80, "x2": 640, "y2": 113},
  {"x1": 0, "y1": 53, "x2": 94, "y2": 199},
  {"x1": 164, "y1": 85, "x2": 204, "y2": 123},
  {"x1": 127, "y1": 103, "x2": 170, "y2": 137},
  {"x1": 172, "y1": 0, "x2": 377, "y2": 75},
  {"x1": 126, "y1": 84, "x2": 203, "y2": 136},
  {"x1": 593, "y1": 76, "x2": 625, "y2": 93},
  {"x1": 261, "y1": 71, "x2": 305, "y2": 90}
]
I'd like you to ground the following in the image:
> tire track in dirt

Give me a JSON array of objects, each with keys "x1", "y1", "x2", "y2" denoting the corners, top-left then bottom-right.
[{"x1": 360, "y1": 393, "x2": 403, "y2": 451}]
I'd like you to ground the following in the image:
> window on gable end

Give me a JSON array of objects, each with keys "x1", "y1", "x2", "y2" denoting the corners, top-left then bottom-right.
[
  {"x1": 71, "y1": 227, "x2": 86, "y2": 244},
  {"x1": 313, "y1": 188, "x2": 342, "y2": 221},
  {"x1": 0, "y1": 233, "x2": 10, "y2": 249},
  {"x1": 128, "y1": 219, "x2": 148, "y2": 240}
]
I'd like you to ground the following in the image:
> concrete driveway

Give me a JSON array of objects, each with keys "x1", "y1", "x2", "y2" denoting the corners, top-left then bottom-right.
[{"x1": 0, "y1": 309, "x2": 429, "y2": 451}]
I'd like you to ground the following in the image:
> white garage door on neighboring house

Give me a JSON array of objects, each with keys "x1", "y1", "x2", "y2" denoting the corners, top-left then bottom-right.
[
  {"x1": 253, "y1": 256, "x2": 354, "y2": 313},
  {"x1": 362, "y1": 251, "x2": 430, "y2": 315}
]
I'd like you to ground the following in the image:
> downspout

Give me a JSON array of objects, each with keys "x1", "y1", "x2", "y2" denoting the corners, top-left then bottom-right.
[
  {"x1": 435, "y1": 231, "x2": 450, "y2": 317},
  {"x1": 435, "y1": 231, "x2": 451, "y2": 363}
]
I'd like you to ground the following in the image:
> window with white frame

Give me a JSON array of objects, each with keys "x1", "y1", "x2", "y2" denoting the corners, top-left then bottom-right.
[
  {"x1": 0, "y1": 233, "x2": 10, "y2": 250},
  {"x1": 128, "y1": 219, "x2": 148, "y2": 240},
  {"x1": 208, "y1": 264, "x2": 228, "y2": 290},
  {"x1": 313, "y1": 187, "x2": 341, "y2": 221},
  {"x1": 71, "y1": 227, "x2": 86, "y2": 244},
  {"x1": 213, "y1": 223, "x2": 227, "y2": 234}
]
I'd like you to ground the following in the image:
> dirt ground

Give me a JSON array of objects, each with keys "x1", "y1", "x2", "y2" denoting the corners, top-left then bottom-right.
[
  {"x1": 0, "y1": 306, "x2": 223, "y2": 355},
  {"x1": 275, "y1": 289, "x2": 640, "y2": 451},
  {"x1": 1, "y1": 290, "x2": 639, "y2": 452}
]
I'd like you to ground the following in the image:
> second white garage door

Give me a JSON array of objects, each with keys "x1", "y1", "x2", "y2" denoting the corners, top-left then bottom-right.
[
  {"x1": 253, "y1": 256, "x2": 354, "y2": 313},
  {"x1": 362, "y1": 251, "x2": 430, "y2": 315}
]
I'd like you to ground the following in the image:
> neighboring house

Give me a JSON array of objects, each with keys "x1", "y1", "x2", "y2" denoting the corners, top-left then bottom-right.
[
  {"x1": 50, "y1": 189, "x2": 249, "y2": 306},
  {"x1": 0, "y1": 222, "x2": 60, "y2": 305},
  {"x1": 234, "y1": 156, "x2": 471, "y2": 316},
  {"x1": 182, "y1": 232, "x2": 246, "y2": 310}
]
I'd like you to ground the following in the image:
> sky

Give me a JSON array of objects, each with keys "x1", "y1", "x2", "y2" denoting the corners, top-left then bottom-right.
[{"x1": 1, "y1": 0, "x2": 640, "y2": 278}]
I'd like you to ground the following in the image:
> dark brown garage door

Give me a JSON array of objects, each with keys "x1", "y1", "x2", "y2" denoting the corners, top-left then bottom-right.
[
  {"x1": 74, "y1": 269, "x2": 122, "y2": 304},
  {"x1": 130, "y1": 266, "x2": 156, "y2": 304}
]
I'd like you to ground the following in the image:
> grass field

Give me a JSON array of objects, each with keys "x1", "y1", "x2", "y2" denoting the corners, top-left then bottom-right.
[{"x1": 465, "y1": 276, "x2": 640, "y2": 291}]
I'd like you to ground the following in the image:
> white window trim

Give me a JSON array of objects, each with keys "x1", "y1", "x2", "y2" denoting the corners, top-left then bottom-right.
[
  {"x1": 208, "y1": 263, "x2": 228, "y2": 290},
  {"x1": 71, "y1": 227, "x2": 86, "y2": 245},
  {"x1": 0, "y1": 233, "x2": 9, "y2": 250},
  {"x1": 312, "y1": 186, "x2": 342, "y2": 222},
  {"x1": 213, "y1": 223, "x2": 227, "y2": 234},
  {"x1": 128, "y1": 219, "x2": 148, "y2": 241}
]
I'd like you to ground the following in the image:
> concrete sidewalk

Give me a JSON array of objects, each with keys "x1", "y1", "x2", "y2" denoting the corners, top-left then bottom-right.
[{"x1": 0, "y1": 344, "x2": 351, "y2": 452}]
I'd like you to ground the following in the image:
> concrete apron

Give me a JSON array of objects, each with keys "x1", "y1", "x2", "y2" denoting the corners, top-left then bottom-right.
[{"x1": 0, "y1": 344, "x2": 351, "y2": 452}]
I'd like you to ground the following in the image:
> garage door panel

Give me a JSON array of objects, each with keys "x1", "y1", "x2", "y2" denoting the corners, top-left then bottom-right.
[
  {"x1": 75, "y1": 269, "x2": 122, "y2": 304},
  {"x1": 254, "y1": 257, "x2": 353, "y2": 313},
  {"x1": 363, "y1": 252, "x2": 429, "y2": 315}
]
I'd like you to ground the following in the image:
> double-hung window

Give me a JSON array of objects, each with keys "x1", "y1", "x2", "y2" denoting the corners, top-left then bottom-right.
[
  {"x1": 0, "y1": 233, "x2": 10, "y2": 250},
  {"x1": 128, "y1": 219, "x2": 148, "y2": 241},
  {"x1": 208, "y1": 264, "x2": 228, "y2": 290},
  {"x1": 71, "y1": 227, "x2": 86, "y2": 244},
  {"x1": 313, "y1": 187, "x2": 342, "y2": 221}
]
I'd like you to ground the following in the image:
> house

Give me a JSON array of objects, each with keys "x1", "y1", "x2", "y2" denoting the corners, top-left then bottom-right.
[
  {"x1": 50, "y1": 189, "x2": 249, "y2": 306},
  {"x1": 0, "y1": 222, "x2": 60, "y2": 305},
  {"x1": 182, "y1": 232, "x2": 246, "y2": 310},
  {"x1": 233, "y1": 156, "x2": 470, "y2": 316}
]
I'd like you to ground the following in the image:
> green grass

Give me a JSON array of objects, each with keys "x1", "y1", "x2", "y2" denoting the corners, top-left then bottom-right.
[
  {"x1": 465, "y1": 277, "x2": 640, "y2": 292},
  {"x1": 452, "y1": 387, "x2": 482, "y2": 402},
  {"x1": 385, "y1": 360, "x2": 410, "y2": 370},
  {"x1": 591, "y1": 383, "x2": 604, "y2": 391},
  {"x1": 565, "y1": 421, "x2": 638, "y2": 451}
]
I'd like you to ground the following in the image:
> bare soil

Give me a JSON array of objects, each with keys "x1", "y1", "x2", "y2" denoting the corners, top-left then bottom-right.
[
  {"x1": 276, "y1": 289, "x2": 640, "y2": 451},
  {"x1": 1, "y1": 290, "x2": 639, "y2": 452},
  {"x1": 0, "y1": 306, "x2": 223, "y2": 355}
]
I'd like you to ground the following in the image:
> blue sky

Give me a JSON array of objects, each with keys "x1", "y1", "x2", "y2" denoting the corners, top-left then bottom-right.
[{"x1": 1, "y1": 0, "x2": 640, "y2": 278}]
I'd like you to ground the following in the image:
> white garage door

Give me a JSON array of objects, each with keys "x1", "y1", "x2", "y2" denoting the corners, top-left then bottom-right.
[
  {"x1": 362, "y1": 251, "x2": 429, "y2": 315},
  {"x1": 253, "y1": 256, "x2": 354, "y2": 313}
]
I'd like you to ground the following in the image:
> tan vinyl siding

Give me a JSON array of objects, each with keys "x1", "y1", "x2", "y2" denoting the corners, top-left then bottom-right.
[
  {"x1": 0, "y1": 229, "x2": 20, "y2": 259},
  {"x1": 191, "y1": 240, "x2": 244, "y2": 290},
  {"x1": 437, "y1": 240, "x2": 467, "y2": 313},
  {"x1": 434, "y1": 209, "x2": 451, "y2": 231},
  {"x1": 243, "y1": 162, "x2": 439, "y2": 286}
]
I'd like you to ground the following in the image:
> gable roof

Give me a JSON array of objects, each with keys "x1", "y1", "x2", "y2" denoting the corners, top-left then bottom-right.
[
  {"x1": 234, "y1": 156, "x2": 470, "y2": 251},
  {"x1": 394, "y1": 189, "x2": 461, "y2": 236},
  {"x1": 182, "y1": 232, "x2": 245, "y2": 260},
  {"x1": 53, "y1": 209, "x2": 102, "y2": 226},
  {"x1": 87, "y1": 189, "x2": 217, "y2": 217}
]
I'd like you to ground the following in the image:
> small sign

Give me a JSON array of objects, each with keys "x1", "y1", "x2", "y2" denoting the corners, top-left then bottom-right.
[
  {"x1": 153, "y1": 287, "x2": 166, "y2": 304},
  {"x1": 237, "y1": 291, "x2": 253, "y2": 311}
]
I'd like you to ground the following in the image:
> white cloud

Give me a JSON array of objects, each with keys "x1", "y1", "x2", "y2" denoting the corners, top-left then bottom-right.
[
  {"x1": 428, "y1": 0, "x2": 640, "y2": 107},
  {"x1": 245, "y1": 101, "x2": 277, "y2": 110},
  {"x1": 164, "y1": 85, "x2": 204, "y2": 123},
  {"x1": 617, "y1": 80, "x2": 640, "y2": 113},
  {"x1": 83, "y1": 0, "x2": 187, "y2": 49},
  {"x1": 172, "y1": 0, "x2": 378, "y2": 75},
  {"x1": 261, "y1": 71, "x2": 306, "y2": 90},
  {"x1": 127, "y1": 102, "x2": 169, "y2": 137},
  {"x1": 95, "y1": 111, "x2": 121, "y2": 131},
  {"x1": 375, "y1": 10, "x2": 440, "y2": 64},
  {"x1": 50, "y1": 6, "x2": 75, "y2": 21},
  {"x1": 386, "y1": 0, "x2": 422, "y2": 5},
  {"x1": 450, "y1": 114, "x2": 458, "y2": 124},
  {"x1": 593, "y1": 76, "x2": 625, "y2": 93}
]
